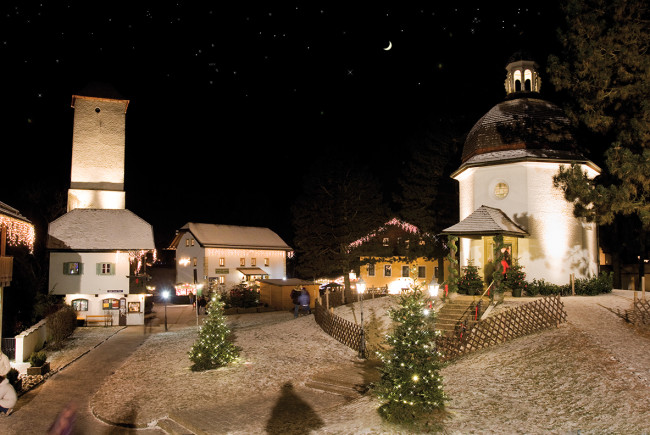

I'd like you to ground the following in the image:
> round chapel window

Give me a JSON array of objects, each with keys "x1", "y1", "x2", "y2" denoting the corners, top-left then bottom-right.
[{"x1": 494, "y1": 182, "x2": 509, "y2": 199}]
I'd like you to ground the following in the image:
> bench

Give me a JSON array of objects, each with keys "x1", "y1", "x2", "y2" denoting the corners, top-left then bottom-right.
[{"x1": 85, "y1": 315, "x2": 113, "y2": 326}]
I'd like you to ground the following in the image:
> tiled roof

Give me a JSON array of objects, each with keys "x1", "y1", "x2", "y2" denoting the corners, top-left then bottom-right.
[
  {"x1": 441, "y1": 205, "x2": 528, "y2": 238},
  {"x1": 170, "y1": 223, "x2": 292, "y2": 251},
  {"x1": 462, "y1": 97, "x2": 583, "y2": 164},
  {"x1": 47, "y1": 209, "x2": 154, "y2": 250}
]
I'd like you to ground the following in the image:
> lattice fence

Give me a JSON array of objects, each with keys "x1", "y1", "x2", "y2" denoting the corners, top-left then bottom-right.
[
  {"x1": 314, "y1": 299, "x2": 366, "y2": 357},
  {"x1": 437, "y1": 295, "x2": 567, "y2": 361},
  {"x1": 630, "y1": 298, "x2": 650, "y2": 326}
]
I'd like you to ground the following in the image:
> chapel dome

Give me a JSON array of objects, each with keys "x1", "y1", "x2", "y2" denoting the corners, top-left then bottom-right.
[{"x1": 460, "y1": 54, "x2": 584, "y2": 165}]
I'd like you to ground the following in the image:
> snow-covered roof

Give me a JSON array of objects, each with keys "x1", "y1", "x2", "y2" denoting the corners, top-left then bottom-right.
[
  {"x1": 170, "y1": 223, "x2": 292, "y2": 251},
  {"x1": 47, "y1": 209, "x2": 154, "y2": 250},
  {"x1": 441, "y1": 205, "x2": 528, "y2": 238}
]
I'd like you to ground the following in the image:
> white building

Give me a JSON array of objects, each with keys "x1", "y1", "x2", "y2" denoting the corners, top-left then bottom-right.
[
  {"x1": 47, "y1": 87, "x2": 155, "y2": 325},
  {"x1": 169, "y1": 223, "x2": 292, "y2": 292},
  {"x1": 443, "y1": 53, "x2": 600, "y2": 285}
]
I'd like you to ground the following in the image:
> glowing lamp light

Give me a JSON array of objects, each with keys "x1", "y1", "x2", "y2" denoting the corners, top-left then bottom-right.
[
  {"x1": 356, "y1": 277, "x2": 366, "y2": 294},
  {"x1": 179, "y1": 257, "x2": 191, "y2": 266},
  {"x1": 428, "y1": 277, "x2": 440, "y2": 298},
  {"x1": 162, "y1": 290, "x2": 170, "y2": 300}
]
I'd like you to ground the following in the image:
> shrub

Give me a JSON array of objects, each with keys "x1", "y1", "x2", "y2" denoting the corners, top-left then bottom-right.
[
  {"x1": 459, "y1": 262, "x2": 483, "y2": 295},
  {"x1": 47, "y1": 305, "x2": 78, "y2": 349},
  {"x1": 28, "y1": 350, "x2": 47, "y2": 367},
  {"x1": 226, "y1": 284, "x2": 260, "y2": 308},
  {"x1": 526, "y1": 272, "x2": 613, "y2": 296},
  {"x1": 504, "y1": 261, "x2": 526, "y2": 296}
]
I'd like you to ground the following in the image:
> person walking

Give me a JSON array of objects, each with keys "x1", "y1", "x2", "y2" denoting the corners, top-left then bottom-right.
[
  {"x1": 298, "y1": 287, "x2": 311, "y2": 316},
  {"x1": 0, "y1": 353, "x2": 17, "y2": 416},
  {"x1": 290, "y1": 287, "x2": 301, "y2": 318}
]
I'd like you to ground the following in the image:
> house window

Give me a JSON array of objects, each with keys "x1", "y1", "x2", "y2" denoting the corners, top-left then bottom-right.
[
  {"x1": 367, "y1": 264, "x2": 375, "y2": 277},
  {"x1": 494, "y1": 182, "x2": 509, "y2": 199},
  {"x1": 402, "y1": 266, "x2": 409, "y2": 277},
  {"x1": 102, "y1": 298, "x2": 120, "y2": 310},
  {"x1": 384, "y1": 264, "x2": 392, "y2": 277},
  {"x1": 264, "y1": 258, "x2": 269, "y2": 267},
  {"x1": 191, "y1": 239, "x2": 195, "y2": 246},
  {"x1": 97, "y1": 263, "x2": 115, "y2": 275},
  {"x1": 186, "y1": 239, "x2": 190, "y2": 247},
  {"x1": 63, "y1": 262, "x2": 82, "y2": 275},
  {"x1": 71, "y1": 299, "x2": 88, "y2": 311},
  {"x1": 219, "y1": 257, "x2": 225, "y2": 267},
  {"x1": 240, "y1": 258, "x2": 246, "y2": 266},
  {"x1": 218, "y1": 276, "x2": 225, "y2": 284},
  {"x1": 382, "y1": 238, "x2": 389, "y2": 247},
  {"x1": 251, "y1": 258, "x2": 256, "y2": 267},
  {"x1": 418, "y1": 266, "x2": 426, "y2": 279},
  {"x1": 193, "y1": 257, "x2": 198, "y2": 267},
  {"x1": 128, "y1": 302, "x2": 141, "y2": 313}
]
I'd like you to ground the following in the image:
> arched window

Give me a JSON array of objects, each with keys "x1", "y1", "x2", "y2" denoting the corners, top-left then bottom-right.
[
  {"x1": 524, "y1": 69, "x2": 533, "y2": 91},
  {"x1": 514, "y1": 70, "x2": 522, "y2": 92}
]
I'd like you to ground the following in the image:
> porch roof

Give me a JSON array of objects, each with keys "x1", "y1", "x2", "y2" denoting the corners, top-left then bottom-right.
[{"x1": 441, "y1": 205, "x2": 528, "y2": 238}]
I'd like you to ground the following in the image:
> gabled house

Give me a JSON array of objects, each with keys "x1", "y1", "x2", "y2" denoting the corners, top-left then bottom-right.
[
  {"x1": 352, "y1": 218, "x2": 448, "y2": 293},
  {"x1": 168, "y1": 223, "x2": 292, "y2": 293}
]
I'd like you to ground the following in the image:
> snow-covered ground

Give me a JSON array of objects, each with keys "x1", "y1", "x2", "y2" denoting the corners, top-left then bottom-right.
[{"x1": 60, "y1": 291, "x2": 650, "y2": 433}]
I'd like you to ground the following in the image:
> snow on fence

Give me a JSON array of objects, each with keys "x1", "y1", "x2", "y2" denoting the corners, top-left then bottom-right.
[
  {"x1": 436, "y1": 295, "x2": 568, "y2": 362},
  {"x1": 314, "y1": 298, "x2": 367, "y2": 357}
]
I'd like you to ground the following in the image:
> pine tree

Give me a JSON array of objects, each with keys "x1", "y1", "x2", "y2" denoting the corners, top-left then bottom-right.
[
  {"x1": 375, "y1": 284, "x2": 447, "y2": 423},
  {"x1": 188, "y1": 294, "x2": 239, "y2": 371}
]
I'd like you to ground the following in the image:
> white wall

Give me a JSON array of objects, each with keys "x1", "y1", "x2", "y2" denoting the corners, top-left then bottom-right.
[
  {"x1": 49, "y1": 251, "x2": 131, "y2": 295},
  {"x1": 456, "y1": 161, "x2": 599, "y2": 285}
]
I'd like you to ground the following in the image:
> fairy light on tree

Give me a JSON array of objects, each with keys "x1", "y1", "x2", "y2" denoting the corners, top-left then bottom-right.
[
  {"x1": 188, "y1": 293, "x2": 239, "y2": 371},
  {"x1": 374, "y1": 280, "x2": 447, "y2": 423}
]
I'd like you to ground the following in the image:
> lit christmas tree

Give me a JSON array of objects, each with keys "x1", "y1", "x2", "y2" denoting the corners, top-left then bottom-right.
[
  {"x1": 188, "y1": 294, "x2": 239, "y2": 371},
  {"x1": 374, "y1": 284, "x2": 447, "y2": 423}
]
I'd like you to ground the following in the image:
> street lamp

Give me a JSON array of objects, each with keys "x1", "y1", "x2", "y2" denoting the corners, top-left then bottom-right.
[
  {"x1": 356, "y1": 277, "x2": 367, "y2": 358},
  {"x1": 162, "y1": 290, "x2": 170, "y2": 331},
  {"x1": 428, "y1": 276, "x2": 440, "y2": 299}
]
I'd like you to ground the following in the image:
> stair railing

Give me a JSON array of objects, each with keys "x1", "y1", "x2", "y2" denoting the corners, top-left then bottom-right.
[{"x1": 453, "y1": 281, "x2": 495, "y2": 339}]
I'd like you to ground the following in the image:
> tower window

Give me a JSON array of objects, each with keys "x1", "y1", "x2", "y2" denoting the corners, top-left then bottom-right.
[
  {"x1": 524, "y1": 69, "x2": 532, "y2": 91},
  {"x1": 494, "y1": 182, "x2": 509, "y2": 199},
  {"x1": 514, "y1": 70, "x2": 522, "y2": 91}
]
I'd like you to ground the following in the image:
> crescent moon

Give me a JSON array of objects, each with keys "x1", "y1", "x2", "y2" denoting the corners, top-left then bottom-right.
[{"x1": 384, "y1": 41, "x2": 392, "y2": 51}]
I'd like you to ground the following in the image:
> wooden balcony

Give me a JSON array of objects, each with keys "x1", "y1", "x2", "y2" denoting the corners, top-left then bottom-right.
[{"x1": 0, "y1": 256, "x2": 13, "y2": 287}]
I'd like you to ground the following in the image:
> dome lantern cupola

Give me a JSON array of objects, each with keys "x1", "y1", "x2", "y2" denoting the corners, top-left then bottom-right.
[{"x1": 504, "y1": 56, "x2": 541, "y2": 95}]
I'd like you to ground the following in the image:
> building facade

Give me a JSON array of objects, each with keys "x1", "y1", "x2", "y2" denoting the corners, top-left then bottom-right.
[{"x1": 169, "y1": 223, "x2": 292, "y2": 293}]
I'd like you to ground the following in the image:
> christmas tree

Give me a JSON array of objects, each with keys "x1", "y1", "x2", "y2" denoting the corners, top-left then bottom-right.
[
  {"x1": 188, "y1": 294, "x2": 239, "y2": 371},
  {"x1": 374, "y1": 283, "x2": 447, "y2": 423}
]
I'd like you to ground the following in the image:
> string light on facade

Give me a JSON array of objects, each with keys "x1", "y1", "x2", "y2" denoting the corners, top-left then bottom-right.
[{"x1": 0, "y1": 215, "x2": 35, "y2": 253}]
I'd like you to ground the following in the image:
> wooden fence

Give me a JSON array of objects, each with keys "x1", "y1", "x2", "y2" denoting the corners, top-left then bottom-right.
[
  {"x1": 314, "y1": 298, "x2": 366, "y2": 357},
  {"x1": 630, "y1": 298, "x2": 650, "y2": 326},
  {"x1": 436, "y1": 295, "x2": 567, "y2": 361}
]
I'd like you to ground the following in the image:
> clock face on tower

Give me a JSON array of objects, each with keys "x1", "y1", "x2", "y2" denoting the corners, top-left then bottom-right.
[{"x1": 494, "y1": 182, "x2": 509, "y2": 199}]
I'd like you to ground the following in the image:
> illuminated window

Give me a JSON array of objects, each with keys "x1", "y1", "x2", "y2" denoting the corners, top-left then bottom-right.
[
  {"x1": 494, "y1": 182, "x2": 509, "y2": 199},
  {"x1": 264, "y1": 258, "x2": 269, "y2": 267},
  {"x1": 218, "y1": 276, "x2": 225, "y2": 284},
  {"x1": 368, "y1": 264, "x2": 375, "y2": 277},
  {"x1": 193, "y1": 257, "x2": 198, "y2": 267},
  {"x1": 191, "y1": 239, "x2": 195, "y2": 246},
  {"x1": 382, "y1": 238, "x2": 389, "y2": 246},
  {"x1": 72, "y1": 299, "x2": 88, "y2": 311},
  {"x1": 514, "y1": 70, "x2": 522, "y2": 91},
  {"x1": 186, "y1": 239, "x2": 190, "y2": 247},
  {"x1": 524, "y1": 69, "x2": 532, "y2": 91},
  {"x1": 219, "y1": 257, "x2": 225, "y2": 267},
  {"x1": 63, "y1": 262, "x2": 82, "y2": 275},
  {"x1": 102, "y1": 298, "x2": 120, "y2": 310},
  {"x1": 384, "y1": 264, "x2": 392, "y2": 277},
  {"x1": 240, "y1": 258, "x2": 246, "y2": 266}
]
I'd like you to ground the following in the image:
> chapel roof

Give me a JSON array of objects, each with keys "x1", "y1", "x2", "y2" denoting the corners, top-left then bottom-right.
[{"x1": 441, "y1": 205, "x2": 528, "y2": 238}]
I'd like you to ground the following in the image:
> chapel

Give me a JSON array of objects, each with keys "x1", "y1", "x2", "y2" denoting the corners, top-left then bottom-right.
[{"x1": 442, "y1": 52, "x2": 600, "y2": 285}]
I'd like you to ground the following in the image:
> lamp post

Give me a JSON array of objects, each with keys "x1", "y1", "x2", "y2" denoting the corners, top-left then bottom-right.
[
  {"x1": 162, "y1": 290, "x2": 170, "y2": 332},
  {"x1": 356, "y1": 277, "x2": 367, "y2": 358}
]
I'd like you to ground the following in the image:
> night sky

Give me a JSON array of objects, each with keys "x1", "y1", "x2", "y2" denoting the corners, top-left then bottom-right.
[{"x1": 2, "y1": 2, "x2": 564, "y2": 249}]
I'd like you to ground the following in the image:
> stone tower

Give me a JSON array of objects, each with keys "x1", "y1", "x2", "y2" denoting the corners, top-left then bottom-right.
[{"x1": 67, "y1": 89, "x2": 130, "y2": 211}]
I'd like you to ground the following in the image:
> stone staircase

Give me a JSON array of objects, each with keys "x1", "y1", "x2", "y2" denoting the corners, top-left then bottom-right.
[
  {"x1": 436, "y1": 295, "x2": 490, "y2": 337},
  {"x1": 305, "y1": 359, "x2": 382, "y2": 399}
]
